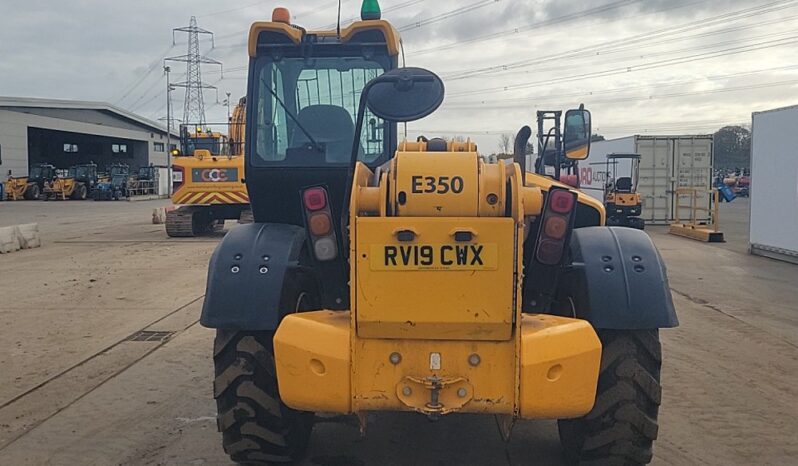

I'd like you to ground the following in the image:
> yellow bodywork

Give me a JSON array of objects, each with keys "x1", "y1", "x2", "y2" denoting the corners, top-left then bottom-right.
[
  {"x1": 44, "y1": 178, "x2": 77, "y2": 200},
  {"x1": 606, "y1": 191, "x2": 641, "y2": 207},
  {"x1": 171, "y1": 154, "x2": 249, "y2": 205},
  {"x1": 171, "y1": 101, "x2": 249, "y2": 206},
  {"x1": 4, "y1": 178, "x2": 30, "y2": 200},
  {"x1": 274, "y1": 141, "x2": 604, "y2": 420}
]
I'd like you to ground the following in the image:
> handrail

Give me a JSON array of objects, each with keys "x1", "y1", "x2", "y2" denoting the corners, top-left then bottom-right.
[{"x1": 673, "y1": 187, "x2": 720, "y2": 233}]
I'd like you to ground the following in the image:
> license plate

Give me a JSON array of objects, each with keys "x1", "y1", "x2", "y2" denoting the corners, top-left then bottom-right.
[{"x1": 369, "y1": 243, "x2": 498, "y2": 271}]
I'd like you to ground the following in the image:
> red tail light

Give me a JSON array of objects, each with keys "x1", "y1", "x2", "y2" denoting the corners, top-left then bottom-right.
[
  {"x1": 549, "y1": 189, "x2": 575, "y2": 213},
  {"x1": 302, "y1": 187, "x2": 337, "y2": 261},
  {"x1": 303, "y1": 187, "x2": 327, "y2": 211},
  {"x1": 535, "y1": 187, "x2": 577, "y2": 266},
  {"x1": 172, "y1": 166, "x2": 184, "y2": 192}
]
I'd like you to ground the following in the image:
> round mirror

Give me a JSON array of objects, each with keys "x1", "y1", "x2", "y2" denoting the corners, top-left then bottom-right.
[{"x1": 365, "y1": 67, "x2": 444, "y2": 122}]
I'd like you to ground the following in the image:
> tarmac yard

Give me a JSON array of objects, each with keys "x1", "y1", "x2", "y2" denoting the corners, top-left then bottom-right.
[{"x1": 0, "y1": 199, "x2": 796, "y2": 466}]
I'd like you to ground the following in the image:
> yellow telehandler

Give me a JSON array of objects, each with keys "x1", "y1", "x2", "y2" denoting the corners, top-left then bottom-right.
[
  {"x1": 4, "y1": 163, "x2": 56, "y2": 200},
  {"x1": 200, "y1": 3, "x2": 677, "y2": 465},
  {"x1": 42, "y1": 163, "x2": 98, "y2": 200}
]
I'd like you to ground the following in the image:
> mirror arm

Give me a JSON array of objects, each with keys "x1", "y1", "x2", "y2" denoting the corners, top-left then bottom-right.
[
  {"x1": 341, "y1": 80, "x2": 379, "y2": 260},
  {"x1": 513, "y1": 126, "x2": 531, "y2": 186}
]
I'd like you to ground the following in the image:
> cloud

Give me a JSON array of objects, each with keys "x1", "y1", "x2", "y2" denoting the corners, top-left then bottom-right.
[{"x1": 1, "y1": 0, "x2": 797, "y2": 151}]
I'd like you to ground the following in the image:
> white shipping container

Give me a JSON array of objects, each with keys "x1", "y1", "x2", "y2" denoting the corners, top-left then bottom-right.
[
  {"x1": 579, "y1": 135, "x2": 714, "y2": 224},
  {"x1": 750, "y1": 105, "x2": 798, "y2": 264}
]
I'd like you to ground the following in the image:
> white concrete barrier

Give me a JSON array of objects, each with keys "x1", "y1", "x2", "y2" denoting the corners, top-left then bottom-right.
[
  {"x1": 0, "y1": 226, "x2": 21, "y2": 254},
  {"x1": 152, "y1": 206, "x2": 176, "y2": 224},
  {"x1": 16, "y1": 223, "x2": 41, "y2": 249}
]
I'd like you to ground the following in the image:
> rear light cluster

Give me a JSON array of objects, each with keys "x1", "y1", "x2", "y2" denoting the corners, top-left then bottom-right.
[
  {"x1": 172, "y1": 166, "x2": 184, "y2": 192},
  {"x1": 534, "y1": 187, "x2": 577, "y2": 266},
  {"x1": 302, "y1": 187, "x2": 338, "y2": 261}
]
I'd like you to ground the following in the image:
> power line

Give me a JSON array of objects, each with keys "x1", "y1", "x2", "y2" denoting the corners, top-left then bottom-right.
[
  {"x1": 318, "y1": 0, "x2": 426, "y2": 30},
  {"x1": 445, "y1": 64, "x2": 798, "y2": 107},
  {"x1": 113, "y1": 44, "x2": 176, "y2": 105},
  {"x1": 210, "y1": 0, "x2": 495, "y2": 51},
  {"x1": 446, "y1": 34, "x2": 798, "y2": 97},
  {"x1": 441, "y1": 24, "x2": 798, "y2": 92},
  {"x1": 396, "y1": 0, "x2": 499, "y2": 33},
  {"x1": 197, "y1": 0, "x2": 272, "y2": 19},
  {"x1": 443, "y1": 77, "x2": 798, "y2": 110},
  {"x1": 409, "y1": 0, "x2": 645, "y2": 55},
  {"x1": 442, "y1": 0, "x2": 798, "y2": 81}
]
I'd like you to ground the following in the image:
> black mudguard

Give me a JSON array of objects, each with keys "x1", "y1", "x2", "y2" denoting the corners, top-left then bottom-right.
[
  {"x1": 200, "y1": 223, "x2": 307, "y2": 330},
  {"x1": 563, "y1": 226, "x2": 678, "y2": 329}
]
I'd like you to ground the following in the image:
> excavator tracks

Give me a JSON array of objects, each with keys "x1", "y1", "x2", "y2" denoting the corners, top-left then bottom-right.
[{"x1": 165, "y1": 207, "x2": 200, "y2": 237}]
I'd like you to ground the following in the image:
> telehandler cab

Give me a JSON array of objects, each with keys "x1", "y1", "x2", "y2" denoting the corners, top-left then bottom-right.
[{"x1": 201, "y1": 4, "x2": 677, "y2": 465}]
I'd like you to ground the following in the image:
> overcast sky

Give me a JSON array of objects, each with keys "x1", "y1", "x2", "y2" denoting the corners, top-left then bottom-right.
[{"x1": 1, "y1": 0, "x2": 797, "y2": 152}]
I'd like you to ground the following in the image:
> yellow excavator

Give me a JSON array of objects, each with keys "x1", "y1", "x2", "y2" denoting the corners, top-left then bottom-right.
[
  {"x1": 166, "y1": 97, "x2": 250, "y2": 237},
  {"x1": 604, "y1": 153, "x2": 645, "y2": 229},
  {"x1": 199, "y1": 3, "x2": 678, "y2": 465}
]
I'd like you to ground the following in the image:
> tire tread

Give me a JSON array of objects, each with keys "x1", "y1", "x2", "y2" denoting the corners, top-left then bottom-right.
[{"x1": 559, "y1": 330, "x2": 662, "y2": 466}]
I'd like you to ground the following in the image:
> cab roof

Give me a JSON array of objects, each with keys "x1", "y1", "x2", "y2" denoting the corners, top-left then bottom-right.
[{"x1": 248, "y1": 19, "x2": 401, "y2": 57}]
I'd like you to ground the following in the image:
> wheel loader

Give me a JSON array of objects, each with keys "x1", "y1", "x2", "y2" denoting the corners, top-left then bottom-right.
[
  {"x1": 4, "y1": 163, "x2": 56, "y2": 200},
  {"x1": 201, "y1": 4, "x2": 677, "y2": 465},
  {"x1": 43, "y1": 163, "x2": 98, "y2": 200},
  {"x1": 166, "y1": 99, "x2": 250, "y2": 237}
]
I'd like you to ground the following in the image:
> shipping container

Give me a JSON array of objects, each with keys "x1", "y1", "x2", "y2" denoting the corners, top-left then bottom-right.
[
  {"x1": 579, "y1": 135, "x2": 714, "y2": 224},
  {"x1": 750, "y1": 105, "x2": 798, "y2": 264}
]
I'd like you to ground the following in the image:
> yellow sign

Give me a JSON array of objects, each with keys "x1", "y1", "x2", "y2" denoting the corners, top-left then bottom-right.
[{"x1": 369, "y1": 243, "x2": 498, "y2": 271}]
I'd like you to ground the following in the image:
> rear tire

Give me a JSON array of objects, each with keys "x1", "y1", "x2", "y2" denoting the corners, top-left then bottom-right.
[
  {"x1": 24, "y1": 184, "x2": 40, "y2": 200},
  {"x1": 71, "y1": 184, "x2": 87, "y2": 200},
  {"x1": 213, "y1": 275, "x2": 317, "y2": 465},
  {"x1": 558, "y1": 330, "x2": 662, "y2": 465}
]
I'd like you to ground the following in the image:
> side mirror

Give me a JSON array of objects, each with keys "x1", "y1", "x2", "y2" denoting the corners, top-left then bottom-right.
[
  {"x1": 364, "y1": 67, "x2": 444, "y2": 122},
  {"x1": 563, "y1": 106, "x2": 591, "y2": 160}
]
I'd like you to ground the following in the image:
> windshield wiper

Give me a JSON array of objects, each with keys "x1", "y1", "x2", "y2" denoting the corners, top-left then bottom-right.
[{"x1": 263, "y1": 83, "x2": 321, "y2": 149}]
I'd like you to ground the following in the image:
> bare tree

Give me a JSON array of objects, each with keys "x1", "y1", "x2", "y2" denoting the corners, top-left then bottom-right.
[{"x1": 498, "y1": 133, "x2": 513, "y2": 155}]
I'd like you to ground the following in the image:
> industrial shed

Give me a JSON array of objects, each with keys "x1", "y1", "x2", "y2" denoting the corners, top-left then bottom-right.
[{"x1": 0, "y1": 97, "x2": 177, "y2": 177}]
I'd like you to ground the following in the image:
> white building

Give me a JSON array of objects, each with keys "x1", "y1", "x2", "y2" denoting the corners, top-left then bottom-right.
[{"x1": 0, "y1": 97, "x2": 178, "y2": 177}]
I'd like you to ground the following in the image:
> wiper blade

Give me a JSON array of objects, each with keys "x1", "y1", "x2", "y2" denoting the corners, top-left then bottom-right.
[{"x1": 263, "y1": 83, "x2": 321, "y2": 149}]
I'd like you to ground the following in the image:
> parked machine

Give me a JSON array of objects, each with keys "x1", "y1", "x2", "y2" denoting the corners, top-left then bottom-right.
[
  {"x1": 4, "y1": 163, "x2": 56, "y2": 200},
  {"x1": 166, "y1": 99, "x2": 249, "y2": 237},
  {"x1": 128, "y1": 165, "x2": 158, "y2": 196},
  {"x1": 43, "y1": 163, "x2": 98, "y2": 200},
  {"x1": 603, "y1": 153, "x2": 645, "y2": 229},
  {"x1": 199, "y1": 4, "x2": 677, "y2": 465},
  {"x1": 93, "y1": 164, "x2": 130, "y2": 201}
]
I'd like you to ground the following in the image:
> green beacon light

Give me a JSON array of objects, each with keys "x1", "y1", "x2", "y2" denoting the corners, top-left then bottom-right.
[{"x1": 361, "y1": 0, "x2": 381, "y2": 20}]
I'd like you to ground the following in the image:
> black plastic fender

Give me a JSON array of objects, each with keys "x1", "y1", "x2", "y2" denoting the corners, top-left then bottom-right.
[
  {"x1": 562, "y1": 226, "x2": 678, "y2": 329},
  {"x1": 200, "y1": 223, "x2": 307, "y2": 330}
]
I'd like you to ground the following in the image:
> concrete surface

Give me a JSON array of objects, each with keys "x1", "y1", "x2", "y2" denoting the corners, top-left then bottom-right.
[{"x1": 0, "y1": 198, "x2": 796, "y2": 465}]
